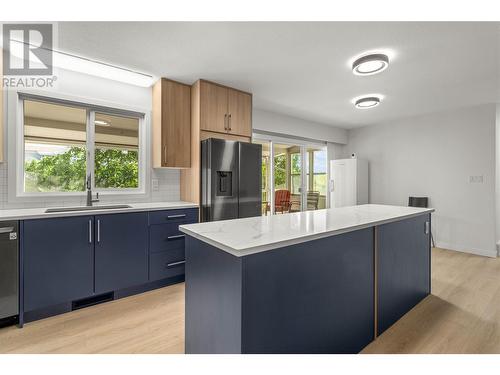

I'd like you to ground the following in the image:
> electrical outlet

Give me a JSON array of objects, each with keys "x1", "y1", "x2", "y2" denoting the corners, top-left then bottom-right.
[
  {"x1": 152, "y1": 179, "x2": 159, "y2": 191},
  {"x1": 469, "y1": 175, "x2": 484, "y2": 183}
]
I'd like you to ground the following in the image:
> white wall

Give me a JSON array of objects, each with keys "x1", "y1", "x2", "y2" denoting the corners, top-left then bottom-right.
[
  {"x1": 253, "y1": 108, "x2": 347, "y2": 144},
  {"x1": 343, "y1": 104, "x2": 497, "y2": 257},
  {"x1": 0, "y1": 68, "x2": 180, "y2": 209}
]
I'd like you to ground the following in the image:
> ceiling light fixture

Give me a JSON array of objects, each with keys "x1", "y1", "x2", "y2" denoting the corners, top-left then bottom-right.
[
  {"x1": 9, "y1": 39, "x2": 155, "y2": 87},
  {"x1": 95, "y1": 120, "x2": 111, "y2": 126},
  {"x1": 353, "y1": 95, "x2": 382, "y2": 109},
  {"x1": 352, "y1": 53, "x2": 389, "y2": 76}
]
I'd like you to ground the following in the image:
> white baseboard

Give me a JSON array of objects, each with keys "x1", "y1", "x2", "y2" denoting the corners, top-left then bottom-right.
[{"x1": 435, "y1": 241, "x2": 498, "y2": 258}]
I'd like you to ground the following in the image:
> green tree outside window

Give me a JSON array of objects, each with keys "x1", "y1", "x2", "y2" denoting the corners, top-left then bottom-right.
[{"x1": 25, "y1": 146, "x2": 139, "y2": 192}]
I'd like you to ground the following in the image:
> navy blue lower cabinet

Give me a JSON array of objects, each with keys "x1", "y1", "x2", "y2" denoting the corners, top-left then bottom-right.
[
  {"x1": 21, "y1": 207, "x2": 196, "y2": 324},
  {"x1": 185, "y1": 228, "x2": 375, "y2": 354},
  {"x1": 149, "y1": 248, "x2": 186, "y2": 281},
  {"x1": 377, "y1": 214, "x2": 431, "y2": 336},
  {"x1": 94, "y1": 212, "x2": 149, "y2": 294},
  {"x1": 23, "y1": 216, "x2": 94, "y2": 313},
  {"x1": 149, "y1": 221, "x2": 188, "y2": 253},
  {"x1": 148, "y1": 209, "x2": 198, "y2": 282}
]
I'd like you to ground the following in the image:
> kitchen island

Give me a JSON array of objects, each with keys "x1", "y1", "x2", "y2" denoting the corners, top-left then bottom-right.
[{"x1": 179, "y1": 204, "x2": 434, "y2": 354}]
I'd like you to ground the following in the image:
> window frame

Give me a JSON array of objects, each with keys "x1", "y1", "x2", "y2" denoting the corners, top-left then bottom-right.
[
  {"x1": 290, "y1": 152, "x2": 301, "y2": 195},
  {"x1": 311, "y1": 150, "x2": 327, "y2": 196},
  {"x1": 15, "y1": 92, "x2": 147, "y2": 198}
]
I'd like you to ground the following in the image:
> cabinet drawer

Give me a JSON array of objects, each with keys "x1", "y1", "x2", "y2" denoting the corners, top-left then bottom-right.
[
  {"x1": 150, "y1": 222, "x2": 189, "y2": 253},
  {"x1": 149, "y1": 208, "x2": 198, "y2": 225},
  {"x1": 150, "y1": 248, "x2": 185, "y2": 281}
]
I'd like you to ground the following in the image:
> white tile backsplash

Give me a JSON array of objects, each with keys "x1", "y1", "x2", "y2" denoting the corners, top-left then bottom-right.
[{"x1": 0, "y1": 160, "x2": 182, "y2": 210}]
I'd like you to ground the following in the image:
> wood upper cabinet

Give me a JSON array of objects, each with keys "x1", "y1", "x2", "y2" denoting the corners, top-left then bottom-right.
[
  {"x1": 227, "y1": 89, "x2": 252, "y2": 137},
  {"x1": 152, "y1": 78, "x2": 191, "y2": 168},
  {"x1": 200, "y1": 80, "x2": 228, "y2": 134},
  {"x1": 180, "y1": 80, "x2": 252, "y2": 204},
  {"x1": 199, "y1": 80, "x2": 252, "y2": 137}
]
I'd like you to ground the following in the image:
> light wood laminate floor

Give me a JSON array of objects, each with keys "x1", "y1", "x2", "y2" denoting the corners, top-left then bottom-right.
[{"x1": 1, "y1": 248, "x2": 499, "y2": 354}]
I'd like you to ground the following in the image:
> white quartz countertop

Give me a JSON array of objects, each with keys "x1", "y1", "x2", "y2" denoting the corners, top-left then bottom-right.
[
  {"x1": 179, "y1": 204, "x2": 434, "y2": 257},
  {"x1": 0, "y1": 201, "x2": 198, "y2": 221}
]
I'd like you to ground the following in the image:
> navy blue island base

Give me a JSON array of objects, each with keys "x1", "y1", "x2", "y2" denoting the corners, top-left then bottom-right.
[{"x1": 184, "y1": 213, "x2": 431, "y2": 354}]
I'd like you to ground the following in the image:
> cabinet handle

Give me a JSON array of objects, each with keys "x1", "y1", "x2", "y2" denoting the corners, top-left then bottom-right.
[
  {"x1": 224, "y1": 113, "x2": 228, "y2": 130},
  {"x1": 167, "y1": 260, "x2": 186, "y2": 268},
  {"x1": 97, "y1": 219, "x2": 101, "y2": 243},
  {"x1": 167, "y1": 214, "x2": 186, "y2": 219},
  {"x1": 424, "y1": 221, "x2": 430, "y2": 235},
  {"x1": 163, "y1": 146, "x2": 167, "y2": 163},
  {"x1": 88, "y1": 219, "x2": 92, "y2": 243},
  {"x1": 228, "y1": 114, "x2": 232, "y2": 131},
  {"x1": 167, "y1": 234, "x2": 185, "y2": 241}
]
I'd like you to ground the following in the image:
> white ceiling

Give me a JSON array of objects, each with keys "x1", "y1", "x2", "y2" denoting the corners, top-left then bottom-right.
[{"x1": 58, "y1": 22, "x2": 499, "y2": 129}]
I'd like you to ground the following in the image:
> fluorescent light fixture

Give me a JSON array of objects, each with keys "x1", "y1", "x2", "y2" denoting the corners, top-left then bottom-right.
[
  {"x1": 352, "y1": 94, "x2": 384, "y2": 109},
  {"x1": 95, "y1": 120, "x2": 110, "y2": 126},
  {"x1": 8, "y1": 39, "x2": 154, "y2": 87}
]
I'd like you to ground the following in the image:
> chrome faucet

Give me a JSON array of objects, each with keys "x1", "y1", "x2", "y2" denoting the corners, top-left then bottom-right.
[{"x1": 86, "y1": 175, "x2": 99, "y2": 207}]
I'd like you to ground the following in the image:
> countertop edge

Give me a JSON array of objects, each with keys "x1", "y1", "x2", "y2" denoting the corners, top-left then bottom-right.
[
  {"x1": 179, "y1": 208, "x2": 434, "y2": 257},
  {"x1": 0, "y1": 202, "x2": 199, "y2": 221}
]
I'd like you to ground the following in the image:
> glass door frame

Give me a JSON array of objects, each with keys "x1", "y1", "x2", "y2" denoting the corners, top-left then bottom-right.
[{"x1": 253, "y1": 132, "x2": 327, "y2": 214}]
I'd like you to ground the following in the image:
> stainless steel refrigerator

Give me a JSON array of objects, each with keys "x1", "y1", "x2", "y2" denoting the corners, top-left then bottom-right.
[{"x1": 201, "y1": 138, "x2": 262, "y2": 222}]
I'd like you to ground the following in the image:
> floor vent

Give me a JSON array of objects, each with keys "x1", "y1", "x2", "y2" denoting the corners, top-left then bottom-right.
[
  {"x1": 0, "y1": 315, "x2": 18, "y2": 328},
  {"x1": 72, "y1": 292, "x2": 114, "y2": 311}
]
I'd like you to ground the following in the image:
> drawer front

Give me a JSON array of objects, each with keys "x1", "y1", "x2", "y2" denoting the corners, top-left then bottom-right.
[
  {"x1": 150, "y1": 222, "x2": 189, "y2": 253},
  {"x1": 150, "y1": 248, "x2": 185, "y2": 281},
  {"x1": 149, "y1": 208, "x2": 198, "y2": 225}
]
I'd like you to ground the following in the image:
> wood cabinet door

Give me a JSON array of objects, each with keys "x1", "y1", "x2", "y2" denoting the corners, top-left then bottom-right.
[
  {"x1": 163, "y1": 80, "x2": 191, "y2": 167},
  {"x1": 200, "y1": 81, "x2": 228, "y2": 134},
  {"x1": 227, "y1": 89, "x2": 252, "y2": 137}
]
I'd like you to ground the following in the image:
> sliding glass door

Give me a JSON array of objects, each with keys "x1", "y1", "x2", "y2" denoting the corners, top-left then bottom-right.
[
  {"x1": 306, "y1": 146, "x2": 327, "y2": 210},
  {"x1": 253, "y1": 135, "x2": 327, "y2": 215},
  {"x1": 273, "y1": 142, "x2": 302, "y2": 214},
  {"x1": 253, "y1": 140, "x2": 271, "y2": 216}
]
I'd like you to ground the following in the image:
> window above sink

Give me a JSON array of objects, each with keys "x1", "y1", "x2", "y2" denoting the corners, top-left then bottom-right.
[{"x1": 15, "y1": 93, "x2": 148, "y2": 199}]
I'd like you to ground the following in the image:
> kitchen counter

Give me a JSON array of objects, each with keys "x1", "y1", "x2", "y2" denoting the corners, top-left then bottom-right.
[
  {"x1": 0, "y1": 201, "x2": 198, "y2": 221},
  {"x1": 179, "y1": 204, "x2": 434, "y2": 256},
  {"x1": 183, "y1": 204, "x2": 433, "y2": 354}
]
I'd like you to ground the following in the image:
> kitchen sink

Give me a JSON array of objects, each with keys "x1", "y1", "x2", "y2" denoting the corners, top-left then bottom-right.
[{"x1": 45, "y1": 204, "x2": 132, "y2": 213}]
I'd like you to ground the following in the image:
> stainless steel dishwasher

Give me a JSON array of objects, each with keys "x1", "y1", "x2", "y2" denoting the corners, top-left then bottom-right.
[{"x1": 0, "y1": 221, "x2": 19, "y2": 325}]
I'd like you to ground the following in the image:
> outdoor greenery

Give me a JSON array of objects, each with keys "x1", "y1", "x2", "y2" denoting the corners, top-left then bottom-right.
[
  {"x1": 94, "y1": 148, "x2": 139, "y2": 189},
  {"x1": 274, "y1": 153, "x2": 287, "y2": 188},
  {"x1": 25, "y1": 146, "x2": 139, "y2": 192}
]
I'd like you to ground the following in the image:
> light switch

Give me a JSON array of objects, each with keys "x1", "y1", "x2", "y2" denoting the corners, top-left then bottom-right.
[
  {"x1": 152, "y1": 179, "x2": 159, "y2": 191},
  {"x1": 469, "y1": 175, "x2": 484, "y2": 183}
]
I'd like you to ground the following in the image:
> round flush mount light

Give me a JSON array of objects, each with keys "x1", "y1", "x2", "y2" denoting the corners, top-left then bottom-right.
[
  {"x1": 353, "y1": 95, "x2": 382, "y2": 109},
  {"x1": 352, "y1": 53, "x2": 389, "y2": 76}
]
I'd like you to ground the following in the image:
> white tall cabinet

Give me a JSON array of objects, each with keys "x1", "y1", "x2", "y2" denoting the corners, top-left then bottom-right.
[{"x1": 329, "y1": 158, "x2": 368, "y2": 208}]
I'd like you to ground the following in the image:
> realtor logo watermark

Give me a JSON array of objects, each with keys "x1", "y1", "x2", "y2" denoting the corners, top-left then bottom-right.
[{"x1": 2, "y1": 23, "x2": 57, "y2": 88}]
